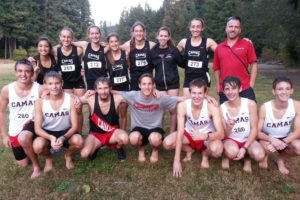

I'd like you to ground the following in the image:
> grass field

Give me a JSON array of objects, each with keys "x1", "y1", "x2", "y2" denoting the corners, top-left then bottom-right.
[{"x1": 0, "y1": 63, "x2": 300, "y2": 200}]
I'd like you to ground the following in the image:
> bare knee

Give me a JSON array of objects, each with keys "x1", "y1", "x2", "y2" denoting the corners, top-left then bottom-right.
[
  {"x1": 33, "y1": 138, "x2": 47, "y2": 155},
  {"x1": 80, "y1": 147, "x2": 91, "y2": 159},
  {"x1": 163, "y1": 138, "x2": 175, "y2": 150},
  {"x1": 149, "y1": 133, "x2": 162, "y2": 147},
  {"x1": 119, "y1": 133, "x2": 129, "y2": 146},
  {"x1": 250, "y1": 148, "x2": 265, "y2": 162},
  {"x1": 224, "y1": 145, "x2": 239, "y2": 159},
  {"x1": 129, "y1": 133, "x2": 141, "y2": 146},
  {"x1": 70, "y1": 134, "x2": 84, "y2": 149},
  {"x1": 209, "y1": 140, "x2": 223, "y2": 158},
  {"x1": 18, "y1": 131, "x2": 33, "y2": 148}
]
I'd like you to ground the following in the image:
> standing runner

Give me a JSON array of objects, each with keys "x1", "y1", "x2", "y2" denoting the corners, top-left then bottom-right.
[
  {"x1": 0, "y1": 59, "x2": 42, "y2": 179},
  {"x1": 29, "y1": 36, "x2": 58, "y2": 85},
  {"x1": 121, "y1": 21, "x2": 155, "y2": 90},
  {"x1": 33, "y1": 71, "x2": 83, "y2": 171},
  {"x1": 177, "y1": 18, "x2": 218, "y2": 97},
  {"x1": 73, "y1": 25, "x2": 108, "y2": 90},
  {"x1": 105, "y1": 33, "x2": 130, "y2": 130},
  {"x1": 150, "y1": 26, "x2": 184, "y2": 133},
  {"x1": 258, "y1": 77, "x2": 300, "y2": 174}
]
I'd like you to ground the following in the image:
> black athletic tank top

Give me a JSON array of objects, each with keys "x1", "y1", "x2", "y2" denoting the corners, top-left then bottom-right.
[
  {"x1": 106, "y1": 50, "x2": 130, "y2": 88},
  {"x1": 57, "y1": 46, "x2": 82, "y2": 82},
  {"x1": 34, "y1": 54, "x2": 58, "y2": 85},
  {"x1": 129, "y1": 40, "x2": 152, "y2": 80},
  {"x1": 89, "y1": 94, "x2": 119, "y2": 134},
  {"x1": 83, "y1": 43, "x2": 107, "y2": 80},
  {"x1": 183, "y1": 38, "x2": 209, "y2": 75}
]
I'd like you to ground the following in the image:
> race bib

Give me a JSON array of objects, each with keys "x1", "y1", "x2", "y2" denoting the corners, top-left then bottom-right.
[
  {"x1": 188, "y1": 60, "x2": 203, "y2": 68},
  {"x1": 87, "y1": 61, "x2": 102, "y2": 69},
  {"x1": 61, "y1": 64, "x2": 75, "y2": 72},
  {"x1": 135, "y1": 59, "x2": 148, "y2": 67},
  {"x1": 113, "y1": 76, "x2": 127, "y2": 84}
]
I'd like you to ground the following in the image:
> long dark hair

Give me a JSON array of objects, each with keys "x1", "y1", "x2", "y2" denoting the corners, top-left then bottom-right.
[
  {"x1": 156, "y1": 26, "x2": 174, "y2": 47},
  {"x1": 129, "y1": 21, "x2": 146, "y2": 53},
  {"x1": 106, "y1": 33, "x2": 120, "y2": 68}
]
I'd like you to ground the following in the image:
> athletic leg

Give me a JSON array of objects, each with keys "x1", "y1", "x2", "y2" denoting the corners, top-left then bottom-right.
[
  {"x1": 65, "y1": 134, "x2": 84, "y2": 169},
  {"x1": 80, "y1": 134, "x2": 102, "y2": 159},
  {"x1": 129, "y1": 131, "x2": 145, "y2": 162},
  {"x1": 33, "y1": 137, "x2": 52, "y2": 173},
  {"x1": 202, "y1": 140, "x2": 223, "y2": 168},
  {"x1": 18, "y1": 130, "x2": 41, "y2": 179},
  {"x1": 148, "y1": 132, "x2": 163, "y2": 163},
  {"x1": 222, "y1": 139, "x2": 239, "y2": 169}
]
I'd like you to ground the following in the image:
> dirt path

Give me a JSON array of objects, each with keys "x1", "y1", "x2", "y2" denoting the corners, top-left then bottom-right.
[{"x1": 259, "y1": 63, "x2": 300, "y2": 90}]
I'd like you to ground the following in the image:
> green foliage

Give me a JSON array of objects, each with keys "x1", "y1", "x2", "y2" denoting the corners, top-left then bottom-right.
[
  {"x1": 27, "y1": 46, "x2": 36, "y2": 57},
  {"x1": 13, "y1": 46, "x2": 27, "y2": 60}
]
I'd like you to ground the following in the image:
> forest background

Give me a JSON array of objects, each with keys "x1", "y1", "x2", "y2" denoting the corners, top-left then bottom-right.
[{"x1": 0, "y1": 0, "x2": 299, "y2": 67}]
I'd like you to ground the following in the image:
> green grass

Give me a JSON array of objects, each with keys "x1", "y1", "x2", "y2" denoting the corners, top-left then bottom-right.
[{"x1": 0, "y1": 63, "x2": 300, "y2": 199}]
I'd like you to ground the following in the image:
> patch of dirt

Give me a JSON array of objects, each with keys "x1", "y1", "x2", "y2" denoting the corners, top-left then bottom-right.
[{"x1": 259, "y1": 63, "x2": 300, "y2": 89}]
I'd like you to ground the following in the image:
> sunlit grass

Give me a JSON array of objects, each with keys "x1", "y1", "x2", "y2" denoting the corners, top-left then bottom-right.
[{"x1": 0, "y1": 63, "x2": 300, "y2": 199}]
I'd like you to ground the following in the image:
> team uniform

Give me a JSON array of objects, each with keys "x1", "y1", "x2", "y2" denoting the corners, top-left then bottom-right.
[
  {"x1": 184, "y1": 99, "x2": 216, "y2": 152},
  {"x1": 57, "y1": 46, "x2": 85, "y2": 89},
  {"x1": 83, "y1": 43, "x2": 108, "y2": 90},
  {"x1": 121, "y1": 91, "x2": 178, "y2": 145},
  {"x1": 150, "y1": 45, "x2": 184, "y2": 91},
  {"x1": 89, "y1": 94, "x2": 119, "y2": 149},
  {"x1": 129, "y1": 41, "x2": 153, "y2": 90},
  {"x1": 41, "y1": 93, "x2": 73, "y2": 148},
  {"x1": 8, "y1": 82, "x2": 39, "y2": 160},
  {"x1": 106, "y1": 50, "x2": 130, "y2": 91},
  {"x1": 183, "y1": 38, "x2": 211, "y2": 88},
  {"x1": 213, "y1": 38, "x2": 257, "y2": 103},
  {"x1": 221, "y1": 98, "x2": 251, "y2": 147},
  {"x1": 33, "y1": 54, "x2": 58, "y2": 85},
  {"x1": 262, "y1": 99, "x2": 295, "y2": 139}
]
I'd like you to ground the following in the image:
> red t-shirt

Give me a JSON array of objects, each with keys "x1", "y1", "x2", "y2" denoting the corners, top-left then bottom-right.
[{"x1": 213, "y1": 38, "x2": 257, "y2": 92}]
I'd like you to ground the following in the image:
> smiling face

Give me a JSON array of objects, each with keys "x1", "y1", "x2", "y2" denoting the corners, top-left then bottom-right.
[
  {"x1": 108, "y1": 35, "x2": 120, "y2": 51},
  {"x1": 223, "y1": 83, "x2": 241, "y2": 102},
  {"x1": 133, "y1": 25, "x2": 145, "y2": 42},
  {"x1": 15, "y1": 63, "x2": 33, "y2": 84},
  {"x1": 189, "y1": 19, "x2": 204, "y2": 37},
  {"x1": 37, "y1": 40, "x2": 51, "y2": 56},
  {"x1": 59, "y1": 29, "x2": 73, "y2": 47},
  {"x1": 88, "y1": 27, "x2": 101, "y2": 44},
  {"x1": 272, "y1": 81, "x2": 293, "y2": 102},
  {"x1": 44, "y1": 77, "x2": 63, "y2": 96},
  {"x1": 96, "y1": 81, "x2": 111, "y2": 101},
  {"x1": 226, "y1": 19, "x2": 241, "y2": 40},
  {"x1": 190, "y1": 86, "x2": 207, "y2": 106},
  {"x1": 157, "y1": 29, "x2": 170, "y2": 48},
  {"x1": 139, "y1": 76, "x2": 154, "y2": 98}
]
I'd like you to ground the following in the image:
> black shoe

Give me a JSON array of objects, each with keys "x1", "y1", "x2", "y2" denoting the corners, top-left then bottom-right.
[
  {"x1": 89, "y1": 148, "x2": 100, "y2": 160},
  {"x1": 116, "y1": 147, "x2": 126, "y2": 161}
]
